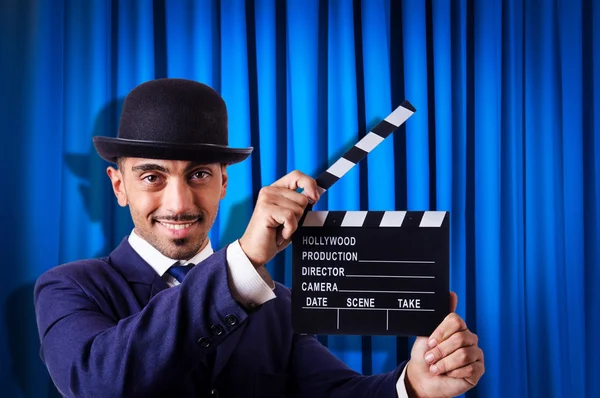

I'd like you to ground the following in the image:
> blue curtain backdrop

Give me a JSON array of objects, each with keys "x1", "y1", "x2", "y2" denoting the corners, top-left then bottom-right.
[{"x1": 1, "y1": 0, "x2": 598, "y2": 397}]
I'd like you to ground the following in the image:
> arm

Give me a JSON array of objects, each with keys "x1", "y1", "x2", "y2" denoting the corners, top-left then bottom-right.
[
  {"x1": 34, "y1": 248, "x2": 243, "y2": 397},
  {"x1": 238, "y1": 171, "x2": 409, "y2": 397},
  {"x1": 288, "y1": 332, "x2": 405, "y2": 398}
]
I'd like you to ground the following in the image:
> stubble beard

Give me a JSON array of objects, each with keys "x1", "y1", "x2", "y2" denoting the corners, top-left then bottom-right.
[
  {"x1": 159, "y1": 231, "x2": 208, "y2": 260},
  {"x1": 133, "y1": 206, "x2": 220, "y2": 261}
]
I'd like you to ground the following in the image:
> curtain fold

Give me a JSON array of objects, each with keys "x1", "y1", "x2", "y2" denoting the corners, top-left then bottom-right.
[{"x1": 1, "y1": 1, "x2": 598, "y2": 397}]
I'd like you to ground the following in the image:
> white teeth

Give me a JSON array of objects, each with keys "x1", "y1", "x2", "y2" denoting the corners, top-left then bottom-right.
[{"x1": 160, "y1": 222, "x2": 194, "y2": 230}]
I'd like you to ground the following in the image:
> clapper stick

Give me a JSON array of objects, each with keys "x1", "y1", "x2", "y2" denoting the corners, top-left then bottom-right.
[
  {"x1": 313, "y1": 100, "x2": 416, "y2": 196},
  {"x1": 298, "y1": 100, "x2": 416, "y2": 219},
  {"x1": 277, "y1": 101, "x2": 415, "y2": 243}
]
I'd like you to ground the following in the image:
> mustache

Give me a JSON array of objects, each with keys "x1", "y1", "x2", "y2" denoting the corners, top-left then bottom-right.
[{"x1": 153, "y1": 214, "x2": 203, "y2": 222}]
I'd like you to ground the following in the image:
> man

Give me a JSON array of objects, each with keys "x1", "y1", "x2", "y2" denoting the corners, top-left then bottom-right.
[{"x1": 35, "y1": 78, "x2": 484, "y2": 397}]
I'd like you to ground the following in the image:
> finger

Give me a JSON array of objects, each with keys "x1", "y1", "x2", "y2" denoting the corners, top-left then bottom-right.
[
  {"x1": 275, "y1": 229, "x2": 290, "y2": 249},
  {"x1": 428, "y1": 313, "x2": 467, "y2": 348},
  {"x1": 424, "y1": 330, "x2": 478, "y2": 364},
  {"x1": 255, "y1": 202, "x2": 300, "y2": 236},
  {"x1": 266, "y1": 187, "x2": 310, "y2": 214},
  {"x1": 271, "y1": 170, "x2": 321, "y2": 203},
  {"x1": 270, "y1": 207, "x2": 299, "y2": 242},
  {"x1": 429, "y1": 346, "x2": 482, "y2": 376},
  {"x1": 445, "y1": 360, "x2": 485, "y2": 385},
  {"x1": 258, "y1": 187, "x2": 308, "y2": 221},
  {"x1": 276, "y1": 236, "x2": 293, "y2": 250},
  {"x1": 449, "y1": 291, "x2": 458, "y2": 312}
]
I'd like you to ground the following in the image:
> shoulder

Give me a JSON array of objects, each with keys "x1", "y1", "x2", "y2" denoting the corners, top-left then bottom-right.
[
  {"x1": 37, "y1": 257, "x2": 112, "y2": 282},
  {"x1": 34, "y1": 256, "x2": 124, "y2": 299},
  {"x1": 36, "y1": 239, "x2": 138, "y2": 288},
  {"x1": 33, "y1": 258, "x2": 115, "y2": 319}
]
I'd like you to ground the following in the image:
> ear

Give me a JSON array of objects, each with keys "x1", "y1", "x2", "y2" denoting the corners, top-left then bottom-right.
[
  {"x1": 106, "y1": 166, "x2": 128, "y2": 207},
  {"x1": 220, "y1": 164, "x2": 228, "y2": 200}
]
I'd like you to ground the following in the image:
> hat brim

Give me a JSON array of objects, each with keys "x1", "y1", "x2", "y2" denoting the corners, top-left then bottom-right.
[{"x1": 93, "y1": 137, "x2": 253, "y2": 165}]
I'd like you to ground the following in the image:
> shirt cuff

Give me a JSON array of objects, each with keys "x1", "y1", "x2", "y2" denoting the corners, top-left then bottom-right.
[
  {"x1": 226, "y1": 240, "x2": 276, "y2": 309},
  {"x1": 396, "y1": 364, "x2": 409, "y2": 398}
]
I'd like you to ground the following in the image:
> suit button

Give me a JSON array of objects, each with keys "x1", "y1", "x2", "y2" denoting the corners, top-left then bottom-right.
[
  {"x1": 210, "y1": 389, "x2": 219, "y2": 397},
  {"x1": 197, "y1": 337, "x2": 212, "y2": 348},
  {"x1": 211, "y1": 324, "x2": 224, "y2": 336},
  {"x1": 224, "y1": 314, "x2": 238, "y2": 327}
]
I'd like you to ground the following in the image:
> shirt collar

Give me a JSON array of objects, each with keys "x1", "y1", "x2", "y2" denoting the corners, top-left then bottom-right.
[{"x1": 128, "y1": 229, "x2": 214, "y2": 277}]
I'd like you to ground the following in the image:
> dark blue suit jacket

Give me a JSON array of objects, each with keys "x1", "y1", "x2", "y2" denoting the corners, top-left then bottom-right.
[{"x1": 34, "y1": 239, "x2": 404, "y2": 397}]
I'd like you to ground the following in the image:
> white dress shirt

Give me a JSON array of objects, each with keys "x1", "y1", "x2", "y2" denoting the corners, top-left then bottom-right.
[
  {"x1": 127, "y1": 230, "x2": 409, "y2": 397},
  {"x1": 128, "y1": 230, "x2": 276, "y2": 307}
]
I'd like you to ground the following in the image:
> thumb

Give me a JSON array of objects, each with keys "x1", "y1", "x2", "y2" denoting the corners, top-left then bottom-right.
[
  {"x1": 411, "y1": 292, "x2": 458, "y2": 363},
  {"x1": 449, "y1": 291, "x2": 458, "y2": 313},
  {"x1": 411, "y1": 335, "x2": 430, "y2": 359}
]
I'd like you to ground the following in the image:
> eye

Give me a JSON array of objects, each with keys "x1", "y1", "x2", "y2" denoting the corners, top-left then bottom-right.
[
  {"x1": 191, "y1": 171, "x2": 210, "y2": 180},
  {"x1": 142, "y1": 174, "x2": 160, "y2": 184}
]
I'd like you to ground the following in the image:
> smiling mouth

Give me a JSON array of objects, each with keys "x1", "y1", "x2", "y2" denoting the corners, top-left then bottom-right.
[{"x1": 156, "y1": 219, "x2": 200, "y2": 230}]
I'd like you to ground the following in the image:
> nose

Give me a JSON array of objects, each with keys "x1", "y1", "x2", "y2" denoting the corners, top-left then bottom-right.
[{"x1": 163, "y1": 179, "x2": 194, "y2": 215}]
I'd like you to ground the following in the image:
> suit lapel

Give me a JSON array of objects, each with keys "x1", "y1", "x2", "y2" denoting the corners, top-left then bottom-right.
[{"x1": 108, "y1": 238, "x2": 169, "y2": 304}]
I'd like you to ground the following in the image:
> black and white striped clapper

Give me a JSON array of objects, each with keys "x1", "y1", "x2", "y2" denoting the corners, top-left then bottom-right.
[
  {"x1": 292, "y1": 211, "x2": 449, "y2": 336},
  {"x1": 314, "y1": 100, "x2": 416, "y2": 195}
]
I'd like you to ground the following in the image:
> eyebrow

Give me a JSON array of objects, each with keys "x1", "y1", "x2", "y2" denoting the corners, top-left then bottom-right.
[
  {"x1": 131, "y1": 163, "x2": 169, "y2": 173},
  {"x1": 184, "y1": 162, "x2": 217, "y2": 173},
  {"x1": 130, "y1": 162, "x2": 218, "y2": 174}
]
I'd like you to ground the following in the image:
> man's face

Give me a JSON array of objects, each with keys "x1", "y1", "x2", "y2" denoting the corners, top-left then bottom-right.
[{"x1": 107, "y1": 158, "x2": 228, "y2": 260}]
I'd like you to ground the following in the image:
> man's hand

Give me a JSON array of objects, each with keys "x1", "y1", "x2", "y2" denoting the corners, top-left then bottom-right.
[
  {"x1": 405, "y1": 293, "x2": 484, "y2": 398},
  {"x1": 239, "y1": 170, "x2": 321, "y2": 268}
]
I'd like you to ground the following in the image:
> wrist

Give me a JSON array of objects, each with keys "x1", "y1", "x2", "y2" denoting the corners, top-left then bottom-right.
[
  {"x1": 404, "y1": 361, "x2": 420, "y2": 398},
  {"x1": 237, "y1": 238, "x2": 264, "y2": 269}
]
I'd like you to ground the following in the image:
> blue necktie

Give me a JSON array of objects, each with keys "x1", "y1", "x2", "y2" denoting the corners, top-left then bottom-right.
[{"x1": 167, "y1": 264, "x2": 194, "y2": 283}]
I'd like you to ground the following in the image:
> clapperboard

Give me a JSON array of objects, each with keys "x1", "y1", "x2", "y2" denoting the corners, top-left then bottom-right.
[{"x1": 291, "y1": 101, "x2": 450, "y2": 336}]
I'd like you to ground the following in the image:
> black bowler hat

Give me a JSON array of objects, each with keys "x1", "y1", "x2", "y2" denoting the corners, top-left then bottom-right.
[{"x1": 93, "y1": 78, "x2": 252, "y2": 164}]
